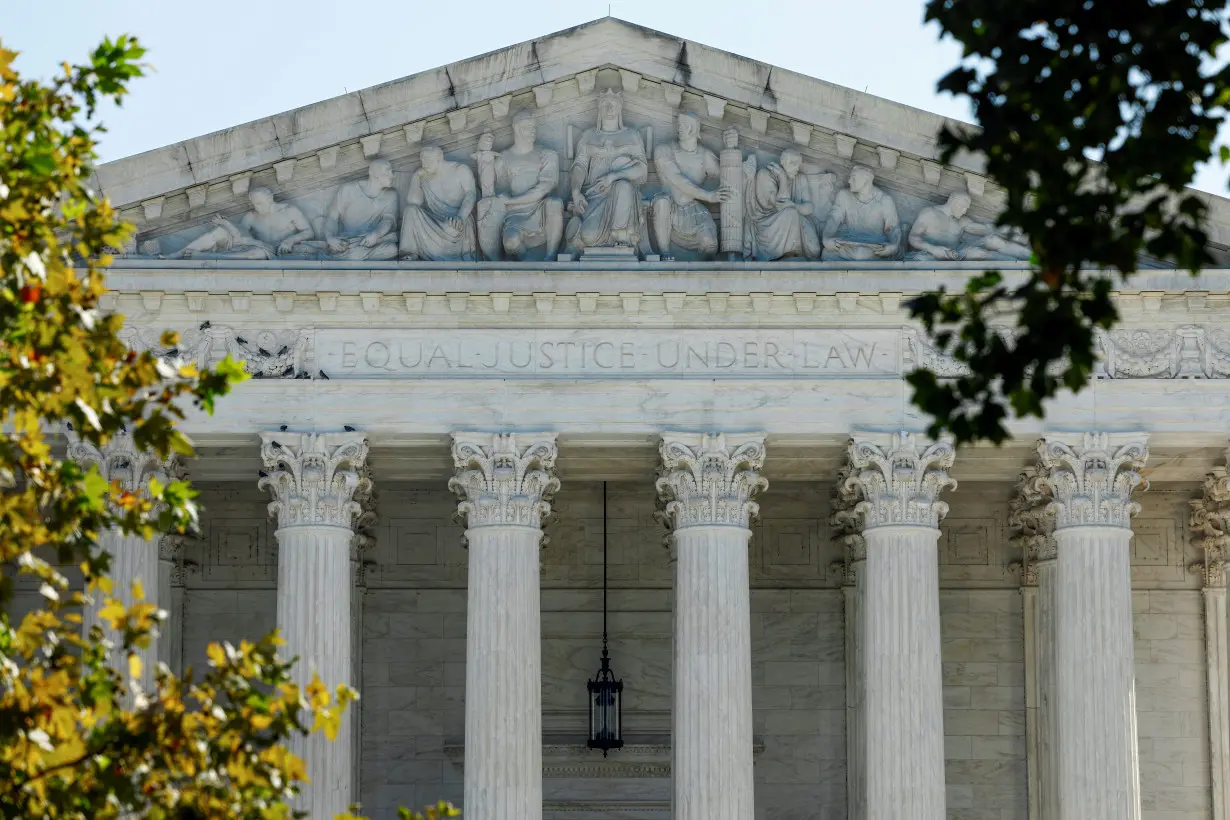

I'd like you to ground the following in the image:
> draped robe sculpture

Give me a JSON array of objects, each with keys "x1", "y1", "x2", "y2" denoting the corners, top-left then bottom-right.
[
  {"x1": 742, "y1": 148, "x2": 822, "y2": 261},
  {"x1": 474, "y1": 112, "x2": 564, "y2": 261},
  {"x1": 400, "y1": 146, "x2": 478, "y2": 262},
  {"x1": 565, "y1": 89, "x2": 649, "y2": 255}
]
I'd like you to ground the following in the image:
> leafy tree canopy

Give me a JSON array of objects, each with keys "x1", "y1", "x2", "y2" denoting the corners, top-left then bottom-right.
[
  {"x1": 0, "y1": 36, "x2": 455, "y2": 820},
  {"x1": 911, "y1": 0, "x2": 1229, "y2": 443}
]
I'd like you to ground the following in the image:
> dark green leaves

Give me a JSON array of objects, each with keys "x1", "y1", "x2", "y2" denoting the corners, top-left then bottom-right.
[{"x1": 914, "y1": 0, "x2": 1227, "y2": 443}]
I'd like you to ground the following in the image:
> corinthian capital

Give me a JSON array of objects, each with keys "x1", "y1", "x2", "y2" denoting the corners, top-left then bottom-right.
[
  {"x1": 1009, "y1": 463, "x2": 1057, "y2": 585},
  {"x1": 655, "y1": 431, "x2": 768, "y2": 531},
  {"x1": 1038, "y1": 432, "x2": 1148, "y2": 530},
  {"x1": 66, "y1": 427, "x2": 177, "y2": 496},
  {"x1": 830, "y1": 463, "x2": 866, "y2": 585},
  {"x1": 1190, "y1": 455, "x2": 1230, "y2": 588},
  {"x1": 845, "y1": 432, "x2": 956, "y2": 531},
  {"x1": 449, "y1": 432, "x2": 560, "y2": 530},
  {"x1": 258, "y1": 431, "x2": 370, "y2": 530}
]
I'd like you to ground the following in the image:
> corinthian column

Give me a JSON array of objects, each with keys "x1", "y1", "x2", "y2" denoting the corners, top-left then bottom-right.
[
  {"x1": 831, "y1": 465, "x2": 866, "y2": 820},
  {"x1": 68, "y1": 428, "x2": 177, "y2": 693},
  {"x1": 845, "y1": 432, "x2": 955, "y2": 820},
  {"x1": 656, "y1": 431, "x2": 767, "y2": 820},
  {"x1": 450, "y1": 432, "x2": 559, "y2": 820},
  {"x1": 259, "y1": 431, "x2": 369, "y2": 819},
  {"x1": 1039, "y1": 432, "x2": 1148, "y2": 820},
  {"x1": 1010, "y1": 466, "x2": 1058, "y2": 820},
  {"x1": 1190, "y1": 455, "x2": 1230, "y2": 820}
]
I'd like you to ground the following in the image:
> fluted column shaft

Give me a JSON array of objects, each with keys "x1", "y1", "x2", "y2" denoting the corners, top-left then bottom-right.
[
  {"x1": 1039, "y1": 432, "x2": 1147, "y2": 820},
  {"x1": 863, "y1": 525, "x2": 946, "y2": 818},
  {"x1": 657, "y1": 431, "x2": 766, "y2": 820},
  {"x1": 1055, "y1": 526, "x2": 1140, "y2": 819},
  {"x1": 673, "y1": 524, "x2": 755, "y2": 820},
  {"x1": 464, "y1": 524, "x2": 543, "y2": 820},
  {"x1": 451, "y1": 432, "x2": 559, "y2": 820},
  {"x1": 83, "y1": 530, "x2": 160, "y2": 691},
  {"x1": 276, "y1": 524, "x2": 354, "y2": 817},
  {"x1": 845, "y1": 432, "x2": 955, "y2": 820},
  {"x1": 259, "y1": 431, "x2": 369, "y2": 819}
]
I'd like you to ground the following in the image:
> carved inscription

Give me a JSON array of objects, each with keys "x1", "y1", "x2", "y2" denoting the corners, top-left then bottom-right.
[{"x1": 315, "y1": 329, "x2": 899, "y2": 378}]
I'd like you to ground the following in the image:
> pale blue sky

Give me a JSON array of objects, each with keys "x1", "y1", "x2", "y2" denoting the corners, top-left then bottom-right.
[{"x1": 6, "y1": 0, "x2": 1228, "y2": 195}]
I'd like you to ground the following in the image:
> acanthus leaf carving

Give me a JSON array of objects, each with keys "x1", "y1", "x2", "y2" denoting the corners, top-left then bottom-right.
[
  {"x1": 449, "y1": 432, "x2": 559, "y2": 534},
  {"x1": 1008, "y1": 463, "x2": 1057, "y2": 586},
  {"x1": 1037, "y1": 433, "x2": 1148, "y2": 530},
  {"x1": 66, "y1": 427, "x2": 178, "y2": 499},
  {"x1": 1190, "y1": 454, "x2": 1230, "y2": 588},
  {"x1": 654, "y1": 432, "x2": 767, "y2": 531},
  {"x1": 830, "y1": 462, "x2": 866, "y2": 586},
  {"x1": 845, "y1": 432, "x2": 956, "y2": 530},
  {"x1": 258, "y1": 431, "x2": 370, "y2": 530}
]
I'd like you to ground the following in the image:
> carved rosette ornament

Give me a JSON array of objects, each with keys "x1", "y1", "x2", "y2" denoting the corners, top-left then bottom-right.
[
  {"x1": 845, "y1": 432, "x2": 956, "y2": 531},
  {"x1": 258, "y1": 432, "x2": 370, "y2": 530},
  {"x1": 449, "y1": 433, "x2": 560, "y2": 530},
  {"x1": 1009, "y1": 464, "x2": 1057, "y2": 586},
  {"x1": 830, "y1": 463, "x2": 866, "y2": 585},
  {"x1": 1190, "y1": 459, "x2": 1230, "y2": 588},
  {"x1": 1037, "y1": 433, "x2": 1149, "y2": 530},
  {"x1": 66, "y1": 427, "x2": 177, "y2": 498},
  {"x1": 655, "y1": 432, "x2": 768, "y2": 531}
]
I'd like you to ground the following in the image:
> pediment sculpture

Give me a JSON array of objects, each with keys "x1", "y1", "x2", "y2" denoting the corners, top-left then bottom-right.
[{"x1": 131, "y1": 83, "x2": 1039, "y2": 266}]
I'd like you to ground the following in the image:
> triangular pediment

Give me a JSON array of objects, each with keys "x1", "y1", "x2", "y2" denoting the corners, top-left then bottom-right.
[{"x1": 100, "y1": 17, "x2": 1230, "y2": 260}]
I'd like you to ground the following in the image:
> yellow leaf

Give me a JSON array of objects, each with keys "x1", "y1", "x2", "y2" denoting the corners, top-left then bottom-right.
[
  {"x1": 128, "y1": 654, "x2": 143, "y2": 681},
  {"x1": 131, "y1": 578, "x2": 144, "y2": 601}
]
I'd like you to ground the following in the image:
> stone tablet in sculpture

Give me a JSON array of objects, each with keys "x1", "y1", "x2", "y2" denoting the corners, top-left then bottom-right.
[
  {"x1": 322, "y1": 160, "x2": 400, "y2": 261},
  {"x1": 565, "y1": 89, "x2": 649, "y2": 255},
  {"x1": 474, "y1": 112, "x2": 564, "y2": 261},
  {"x1": 822, "y1": 164, "x2": 902, "y2": 261},
  {"x1": 400, "y1": 146, "x2": 478, "y2": 262}
]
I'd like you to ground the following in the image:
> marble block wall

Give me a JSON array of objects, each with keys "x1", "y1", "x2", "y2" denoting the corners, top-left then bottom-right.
[{"x1": 165, "y1": 479, "x2": 1212, "y2": 820}]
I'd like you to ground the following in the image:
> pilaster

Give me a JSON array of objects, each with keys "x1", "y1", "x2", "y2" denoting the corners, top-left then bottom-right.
[
  {"x1": 450, "y1": 432, "x2": 559, "y2": 820},
  {"x1": 1010, "y1": 465, "x2": 1058, "y2": 820},
  {"x1": 259, "y1": 430, "x2": 369, "y2": 819},
  {"x1": 1190, "y1": 455, "x2": 1230, "y2": 820},
  {"x1": 657, "y1": 431, "x2": 766, "y2": 820},
  {"x1": 1039, "y1": 432, "x2": 1148, "y2": 820},
  {"x1": 831, "y1": 464, "x2": 866, "y2": 820},
  {"x1": 845, "y1": 431, "x2": 954, "y2": 820}
]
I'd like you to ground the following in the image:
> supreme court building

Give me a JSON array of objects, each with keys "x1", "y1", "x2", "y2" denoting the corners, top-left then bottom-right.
[{"x1": 54, "y1": 17, "x2": 1230, "y2": 820}]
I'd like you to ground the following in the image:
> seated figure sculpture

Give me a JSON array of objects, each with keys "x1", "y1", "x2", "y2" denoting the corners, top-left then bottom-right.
[
  {"x1": 473, "y1": 112, "x2": 563, "y2": 261},
  {"x1": 907, "y1": 192, "x2": 1031, "y2": 261},
  {"x1": 743, "y1": 148, "x2": 822, "y2": 261},
  {"x1": 322, "y1": 159, "x2": 400, "y2": 261},
  {"x1": 822, "y1": 164, "x2": 902, "y2": 261},
  {"x1": 565, "y1": 89, "x2": 648, "y2": 254},
  {"x1": 168, "y1": 187, "x2": 314, "y2": 259},
  {"x1": 400, "y1": 146, "x2": 478, "y2": 261},
  {"x1": 650, "y1": 112, "x2": 732, "y2": 258}
]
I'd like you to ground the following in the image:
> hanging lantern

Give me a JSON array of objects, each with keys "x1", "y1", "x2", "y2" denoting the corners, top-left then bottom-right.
[{"x1": 587, "y1": 482, "x2": 623, "y2": 755}]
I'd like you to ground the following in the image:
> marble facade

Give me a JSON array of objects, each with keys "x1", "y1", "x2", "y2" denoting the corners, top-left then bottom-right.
[{"x1": 49, "y1": 16, "x2": 1230, "y2": 820}]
